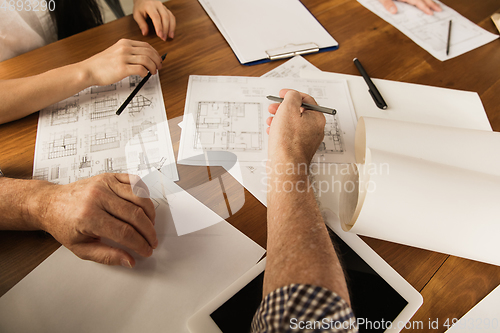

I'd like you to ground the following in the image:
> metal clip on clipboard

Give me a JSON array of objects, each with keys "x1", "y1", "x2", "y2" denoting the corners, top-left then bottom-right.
[{"x1": 265, "y1": 43, "x2": 320, "y2": 60}]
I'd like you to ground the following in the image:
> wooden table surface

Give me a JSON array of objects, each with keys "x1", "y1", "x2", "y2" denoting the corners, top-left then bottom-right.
[{"x1": 1, "y1": 0, "x2": 499, "y2": 331}]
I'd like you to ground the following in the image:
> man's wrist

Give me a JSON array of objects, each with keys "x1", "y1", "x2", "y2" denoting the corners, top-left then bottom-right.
[{"x1": 23, "y1": 180, "x2": 55, "y2": 231}]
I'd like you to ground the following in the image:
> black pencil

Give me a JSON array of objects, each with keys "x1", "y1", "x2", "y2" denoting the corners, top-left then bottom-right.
[
  {"x1": 446, "y1": 20, "x2": 452, "y2": 56},
  {"x1": 116, "y1": 53, "x2": 167, "y2": 115}
]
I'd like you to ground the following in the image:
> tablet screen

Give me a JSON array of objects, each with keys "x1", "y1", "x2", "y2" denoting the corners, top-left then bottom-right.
[{"x1": 210, "y1": 230, "x2": 407, "y2": 332}]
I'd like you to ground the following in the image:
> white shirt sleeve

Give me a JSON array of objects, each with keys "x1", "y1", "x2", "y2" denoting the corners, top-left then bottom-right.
[{"x1": 0, "y1": 1, "x2": 57, "y2": 62}]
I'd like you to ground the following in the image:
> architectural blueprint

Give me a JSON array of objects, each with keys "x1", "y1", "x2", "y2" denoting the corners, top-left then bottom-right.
[
  {"x1": 33, "y1": 74, "x2": 178, "y2": 184},
  {"x1": 177, "y1": 73, "x2": 357, "y2": 166},
  {"x1": 357, "y1": 0, "x2": 498, "y2": 61}
]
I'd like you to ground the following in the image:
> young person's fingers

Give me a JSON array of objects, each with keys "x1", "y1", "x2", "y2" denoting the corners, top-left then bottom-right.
[
  {"x1": 148, "y1": 9, "x2": 165, "y2": 40},
  {"x1": 424, "y1": 0, "x2": 441, "y2": 12},
  {"x1": 133, "y1": 12, "x2": 149, "y2": 36},
  {"x1": 126, "y1": 64, "x2": 149, "y2": 78},
  {"x1": 167, "y1": 10, "x2": 176, "y2": 38},
  {"x1": 379, "y1": 0, "x2": 398, "y2": 14}
]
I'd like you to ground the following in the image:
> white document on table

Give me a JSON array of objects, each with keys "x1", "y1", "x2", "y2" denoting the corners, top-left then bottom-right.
[
  {"x1": 336, "y1": 117, "x2": 500, "y2": 266},
  {"x1": 33, "y1": 74, "x2": 179, "y2": 183},
  {"x1": 301, "y1": 68, "x2": 500, "y2": 266},
  {"x1": 198, "y1": 0, "x2": 338, "y2": 65},
  {"x1": 357, "y1": 0, "x2": 499, "y2": 61},
  {"x1": 0, "y1": 171, "x2": 266, "y2": 332},
  {"x1": 177, "y1": 75, "x2": 358, "y2": 166},
  {"x1": 445, "y1": 284, "x2": 500, "y2": 332},
  {"x1": 301, "y1": 69, "x2": 491, "y2": 131}
]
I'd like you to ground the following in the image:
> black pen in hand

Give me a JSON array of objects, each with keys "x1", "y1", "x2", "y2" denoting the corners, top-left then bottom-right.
[
  {"x1": 266, "y1": 96, "x2": 336, "y2": 115},
  {"x1": 116, "y1": 53, "x2": 167, "y2": 116}
]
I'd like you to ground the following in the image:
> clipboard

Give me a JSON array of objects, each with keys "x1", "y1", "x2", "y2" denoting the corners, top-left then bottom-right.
[{"x1": 198, "y1": 0, "x2": 339, "y2": 65}]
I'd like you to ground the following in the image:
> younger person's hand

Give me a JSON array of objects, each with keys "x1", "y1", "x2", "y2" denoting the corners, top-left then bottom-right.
[
  {"x1": 267, "y1": 89, "x2": 325, "y2": 166},
  {"x1": 79, "y1": 39, "x2": 162, "y2": 86},
  {"x1": 378, "y1": 0, "x2": 442, "y2": 15},
  {"x1": 133, "y1": 0, "x2": 176, "y2": 40}
]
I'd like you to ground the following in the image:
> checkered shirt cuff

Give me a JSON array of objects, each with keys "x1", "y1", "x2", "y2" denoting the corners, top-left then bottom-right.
[{"x1": 251, "y1": 284, "x2": 358, "y2": 333}]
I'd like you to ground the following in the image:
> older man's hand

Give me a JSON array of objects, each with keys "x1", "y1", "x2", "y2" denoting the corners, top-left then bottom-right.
[{"x1": 31, "y1": 173, "x2": 157, "y2": 268}]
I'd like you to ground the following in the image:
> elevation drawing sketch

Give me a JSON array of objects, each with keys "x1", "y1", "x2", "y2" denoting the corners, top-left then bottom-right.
[
  {"x1": 91, "y1": 95, "x2": 118, "y2": 120},
  {"x1": 33, "y1": 167, "x2": 49, "y2": 181},
  {"x1": 129, "y1": 119, "x2": 159, "y2": 145},
  {"x1": 129, "y1": 75, "x2": 142, "y2": 88},
  {"x1": 91, "y1": 81, "x2": 122, "y2": 94},
  {"x1": 34, "y1": 74, "x2": 180, "y2": 185},
  {"x1": 91, "y1": 84, "x2": 117, "y2": 94},
  {"x1": 49, "y1": 102, "x2": 80, "y2": 126},
  {"x1": 128, "y1": 95, "x2": 153, "y2": 115},
  {"x1": 47, "y1": 131, "x2": 78, "y2": 159},
  {"x1": 194, "y1": 102, "x2": 262, "y2": 151},
  {"x1": 90, "y1": 124, "x2": 120, "y2": 152}
]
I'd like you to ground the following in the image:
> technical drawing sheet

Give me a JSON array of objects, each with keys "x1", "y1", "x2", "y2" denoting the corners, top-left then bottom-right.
[
  {"x1": 33, "y1": 74, "x2": 178, "y2": 184},
  {"x1": 357, "y1": 0, "x2": 498, "y2": 61},
  {"x1": 177, "y1": 75, "x2": 358, "y2": 166}
]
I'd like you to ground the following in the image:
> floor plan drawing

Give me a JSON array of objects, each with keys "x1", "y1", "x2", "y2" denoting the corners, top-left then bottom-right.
[
  {"x1": 178, "y1": 74, "x2": 357, "y2": 165},
  {"x1": 194, "y1": 102, "x2": 262, "y2": 151},
  {"x1": 318, "y1": 115, "x2": 344, "y2": 154},
  {"x1": 34, "y1": 74, "x2": 179, "y2": 185}
]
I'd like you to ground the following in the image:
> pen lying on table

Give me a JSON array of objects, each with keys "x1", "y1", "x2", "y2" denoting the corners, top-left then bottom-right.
[
  {"x1": 116, "y1": 53, "x2": 168, "y2": 116},
  {"x1": 266, "y1": 95, "x2": 336, "y2": 115}
]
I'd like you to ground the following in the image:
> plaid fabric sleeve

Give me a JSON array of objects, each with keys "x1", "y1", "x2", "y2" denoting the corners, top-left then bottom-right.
[{"x1": 251, "y1": 284, "x2": 358, "y2": 333}]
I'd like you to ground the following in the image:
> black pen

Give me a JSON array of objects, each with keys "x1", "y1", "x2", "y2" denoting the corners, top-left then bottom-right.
[
  {"x1": 353, "y1": 58, "x2": 387, "y2": 110},
  {"x1": 266, "y1": 96, "x2": 336, "y2": 115},
  {"x1": 446, "y1": 20, "x2": 452, "y2": 56},
  {"x1": 116, "y1": 53, "x2": 167, "y2": 115}
]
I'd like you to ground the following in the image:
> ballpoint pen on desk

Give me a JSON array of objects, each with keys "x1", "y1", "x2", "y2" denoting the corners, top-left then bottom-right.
[
  {"x1": 446, "y1": 20, "x2": 452, "y2": 56},
  {"x1": 353, "y1": 58, "x2": 387, "y2": 110},
  {"x1": 116, "y1": 53, "x2": 167, "y2": 115},
  {"x1": 266, "y1": 96, "x2": 336, "y2": 115}
]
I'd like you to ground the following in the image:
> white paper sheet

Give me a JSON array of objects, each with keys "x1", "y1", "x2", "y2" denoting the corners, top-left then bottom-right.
[
  {"x1": 357, "y1": 0, "x2": 499, "y2": 61},
  {"x1": 339, "y1": 117, "x2": 500, "y2": 266},
  {"x1": 445, "y1": 284, "x2": 500, "y2": 332},
  {"x1": 198, "y1": 0, "x2": 338, "y2": 64},
  {"x1": 0, "y1": 171, "x2": 266, "y2": 332},
  {"x1": 177, "y1": 75, "x2": 357, "y2": 166},
  {"x1": 301, "y1": 70, "x2": 492, "y2": 131},
  {"x1": 33, "y1": 74, "x2": 179, "y2": 183},
  {"x1": 142, "y1": 170, "x2": 230, "y2": 236}
]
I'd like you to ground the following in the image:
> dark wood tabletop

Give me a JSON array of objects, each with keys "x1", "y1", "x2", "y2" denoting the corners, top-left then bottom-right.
[{"x1": 1, "y1": 0, "x2": 499, "y2": 332}]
